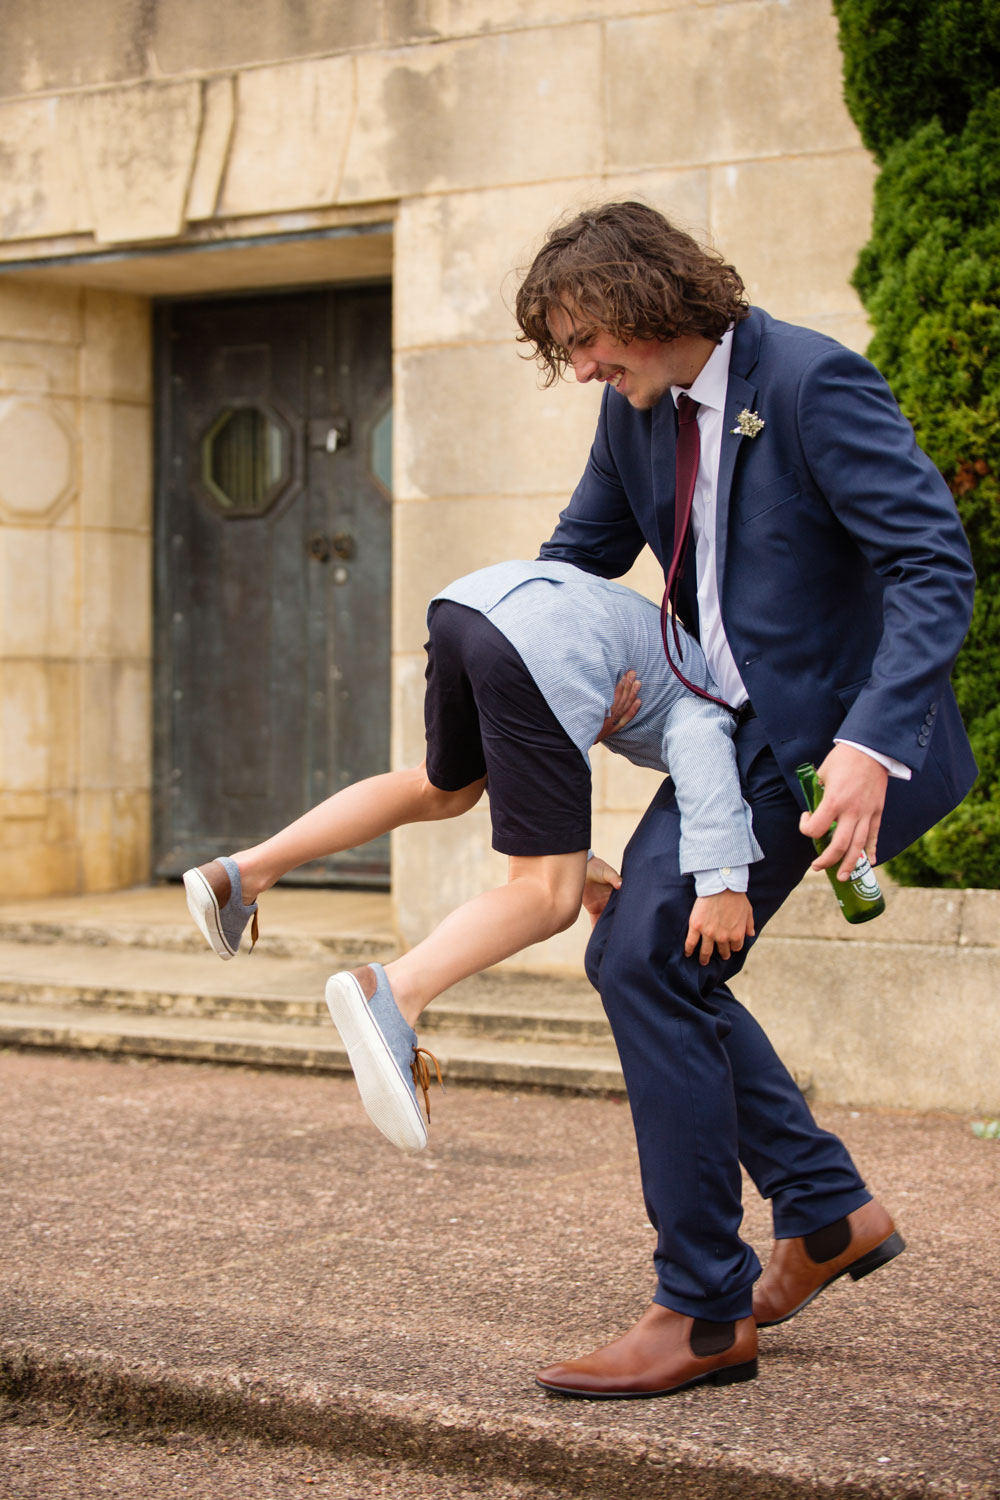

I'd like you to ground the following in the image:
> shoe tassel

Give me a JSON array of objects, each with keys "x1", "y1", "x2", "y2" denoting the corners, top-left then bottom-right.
[{"x1": 411, "y1": 1046, "x2": 444, "y2": 1123}]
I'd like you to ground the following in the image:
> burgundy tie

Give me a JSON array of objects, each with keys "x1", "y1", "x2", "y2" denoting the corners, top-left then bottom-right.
[{"x1": 660, "y1": 394, "x2": 734, "y2": 711}]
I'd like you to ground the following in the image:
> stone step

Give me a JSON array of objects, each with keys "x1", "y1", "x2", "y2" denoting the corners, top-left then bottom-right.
[
  {"x1": 0, "y1": 885, "x2": 400, "y2": 964},
  {"x1": 0, "y1": 940, "x2": 609, "y2": 1042},
  {"x1": 0, "y1": 930, "x2": 622, "y2": 1092},
  {"x1": 0, "y1": 1003, "x2": 623, "y2": 1093},
  {"x1": 0, "y1": 915, "x2": 397, "y2": 965}
]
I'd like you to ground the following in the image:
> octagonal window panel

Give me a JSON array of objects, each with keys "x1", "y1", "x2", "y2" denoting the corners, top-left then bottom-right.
[
  {"x1": 370, "y1": 404, "x2": 392, "y2": 497},
  {"x1": 201, "y1": 404, "x2": 291, "y2": 515}
]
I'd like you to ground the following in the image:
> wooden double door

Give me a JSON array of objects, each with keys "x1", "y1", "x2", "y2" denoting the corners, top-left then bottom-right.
[{"x1": 153, "y1": 285, "x2": 392, "y2": 884}]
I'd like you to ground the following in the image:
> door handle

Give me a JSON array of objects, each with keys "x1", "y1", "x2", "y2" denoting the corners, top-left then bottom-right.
[{"x1": 308, "y1": 419, "x2": 351, "y2": 451}]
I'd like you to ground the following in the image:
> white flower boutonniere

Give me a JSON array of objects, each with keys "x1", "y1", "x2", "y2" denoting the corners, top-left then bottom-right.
[{"x1": 731, "y1": 408, "x2": 765, "y2": 438}]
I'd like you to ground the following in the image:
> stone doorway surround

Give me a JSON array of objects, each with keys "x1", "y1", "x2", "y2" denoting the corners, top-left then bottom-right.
[
  {"x1": 0, "y1": 218, "x2": 392, "y2": 905},
  {"x1": 0, "y1": 0, "x2": 878, "y2": 975}
]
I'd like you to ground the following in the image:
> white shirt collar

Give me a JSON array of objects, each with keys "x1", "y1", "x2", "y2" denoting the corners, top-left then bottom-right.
[{"x1": 670, "y1": 326, "x2": 734, "y2": 415}]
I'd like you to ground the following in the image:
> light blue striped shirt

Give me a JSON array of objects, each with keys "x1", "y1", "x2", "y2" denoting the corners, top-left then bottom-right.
[{"x1": 432, "y1": 561, "x2": 762, "y2": 893}]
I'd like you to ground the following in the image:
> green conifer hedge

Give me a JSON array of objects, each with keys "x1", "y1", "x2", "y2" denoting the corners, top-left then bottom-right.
[
  {"x1": 834, "y1": 0, "x2": 1000, "y2": 886},
  {"x1": 834, "y1": 0, "x2": 1000, "y2": 161}
]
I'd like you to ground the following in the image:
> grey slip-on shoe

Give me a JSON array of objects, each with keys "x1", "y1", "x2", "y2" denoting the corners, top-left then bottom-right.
[
  {"x1": 324, "y1": 963, "x2": 441, "y2": 1153},
  {"x1": 183, "y1": 856, "x2": 259, "y2": 960}
]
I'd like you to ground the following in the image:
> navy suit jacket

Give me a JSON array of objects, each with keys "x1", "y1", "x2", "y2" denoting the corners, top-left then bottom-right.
[{"x1": 539, "y1": 307, "x2": 977, "y2": 860}]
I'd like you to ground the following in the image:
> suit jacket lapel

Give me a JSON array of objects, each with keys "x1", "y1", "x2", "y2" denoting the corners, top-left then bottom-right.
[
  {"x1": 715, "y1": 372, "x2": 756, "y2": 596},
  {"x1": 715, "y1": 313, "x2": 764, "y2": 604},
  {"x1": 648, "y1": 311, "x2": 765, "y2": 634},
  {"x1": 650, "y1": 395, "x2": 678, "y2": 570}
]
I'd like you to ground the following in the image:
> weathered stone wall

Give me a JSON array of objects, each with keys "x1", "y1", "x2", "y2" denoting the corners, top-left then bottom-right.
[
  {"x1": 0, "y1": 280, "x2": 151, "y2": 895},
  {"x1": 736, "y1": 881, "x2": 1000, "y2": 1117},
  {"x1": 0, "y1": 0, "x2": 879, "y2": 952},
  {"x1": 383, "y1": 1, "x2": 875, "y2": 965}
]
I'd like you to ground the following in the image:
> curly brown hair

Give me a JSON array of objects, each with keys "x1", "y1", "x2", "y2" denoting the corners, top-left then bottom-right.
[{"x1": 515, "y1": 201, "x2": 748, "y2": 385}]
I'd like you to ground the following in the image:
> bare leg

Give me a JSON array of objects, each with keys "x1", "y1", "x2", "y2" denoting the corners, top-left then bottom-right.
[
  {"x1": 325, "y1": 850, "x2": 588, "y2": 1150},
  {"x1": 230, "y1": 765, "x2": 485, "y2": 903},
  {"x1": 385, "y1": 850, "x2": 588, "y2": 1028}
]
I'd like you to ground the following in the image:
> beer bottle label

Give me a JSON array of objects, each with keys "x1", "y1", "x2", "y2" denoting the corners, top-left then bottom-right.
[{"x1": 850, "y1": 853, "x2": 881, "y2": 901}]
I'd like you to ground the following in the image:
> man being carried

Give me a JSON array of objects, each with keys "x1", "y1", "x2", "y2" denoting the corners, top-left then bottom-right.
[{"x1": 185, "y1": 559, "x2": 761, "y2": 1192}]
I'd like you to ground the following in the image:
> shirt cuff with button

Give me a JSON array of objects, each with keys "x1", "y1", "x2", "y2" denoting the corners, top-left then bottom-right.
[
  {"x1": 834, "y1": 738, "x2": 912, "y2": 781},
  {"x1": 694, "y1": 864, "x2": 749, "y2": 898}
]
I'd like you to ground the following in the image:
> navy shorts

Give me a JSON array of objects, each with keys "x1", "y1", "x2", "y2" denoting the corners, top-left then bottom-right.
[{"x1": 423, "y1": 600, "x2": 591, "y2": 856}]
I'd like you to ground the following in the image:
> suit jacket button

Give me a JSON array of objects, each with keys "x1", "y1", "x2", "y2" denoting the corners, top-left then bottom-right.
[{"x1": 918, "y1": 730, "x2": 929, "y2": 745}]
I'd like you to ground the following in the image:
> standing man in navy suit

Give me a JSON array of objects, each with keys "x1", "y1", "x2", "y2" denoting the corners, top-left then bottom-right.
[{"x1": 515, "y1": 202, "x2": 976, "y2": 1399}]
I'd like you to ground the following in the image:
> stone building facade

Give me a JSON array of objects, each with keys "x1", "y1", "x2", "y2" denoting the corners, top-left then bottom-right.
[{"x1": 0, "y1": 0, "x2": 875, "y2": 969}]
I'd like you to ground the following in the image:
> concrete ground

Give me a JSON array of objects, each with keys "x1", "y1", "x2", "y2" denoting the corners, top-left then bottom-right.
[
  {"x1": 0, "y1": 1396, "x2": 571, "y2": 1500},
  {"x1": 1, "y1": 1048, "x2": 998, "y2": 1499}
]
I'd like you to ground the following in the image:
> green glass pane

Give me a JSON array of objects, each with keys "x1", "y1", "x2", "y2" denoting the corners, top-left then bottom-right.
[
  {"x1": 371, "y1": 407, "x2": 392, "y2": 495},
  {"x1": 203, "y1": 406, "x2": 286, "y2": 511}
]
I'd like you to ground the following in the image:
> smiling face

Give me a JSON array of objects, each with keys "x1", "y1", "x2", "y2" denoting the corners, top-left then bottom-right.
[{"x1": 546, "y1": 304, "x2": 716, "y2": 411}]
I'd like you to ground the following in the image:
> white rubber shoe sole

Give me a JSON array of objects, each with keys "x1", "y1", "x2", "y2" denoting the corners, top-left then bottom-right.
[
  {"x1": 324, "y1": 972, "x2": 427, "y2": 1153},
  {"x1": 183, "y1": 866, "x2": 237, "y2": 960}
]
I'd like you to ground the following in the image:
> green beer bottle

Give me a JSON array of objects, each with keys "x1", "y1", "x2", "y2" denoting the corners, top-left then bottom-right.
[{"x1": 796, "y1": 762, "x2": 886, "y2": 925}]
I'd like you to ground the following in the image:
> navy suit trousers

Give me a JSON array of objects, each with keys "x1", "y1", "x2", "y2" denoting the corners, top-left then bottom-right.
[{"x1": 587, "y1": 716, "x2": 871, "y2": 1321}]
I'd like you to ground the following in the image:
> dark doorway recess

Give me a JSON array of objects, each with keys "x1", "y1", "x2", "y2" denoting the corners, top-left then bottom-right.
[{"x1": 153, "y1": 285, "x2": 392, "y2": 885}]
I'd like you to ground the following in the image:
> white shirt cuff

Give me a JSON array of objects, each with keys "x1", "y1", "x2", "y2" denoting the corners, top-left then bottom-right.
[
  {"x1": 694, "y1": 864, "x2": 749, "y2": 897},
  {"x1": 834, "y1": 738, "x2": 912, "y2": 781}
]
